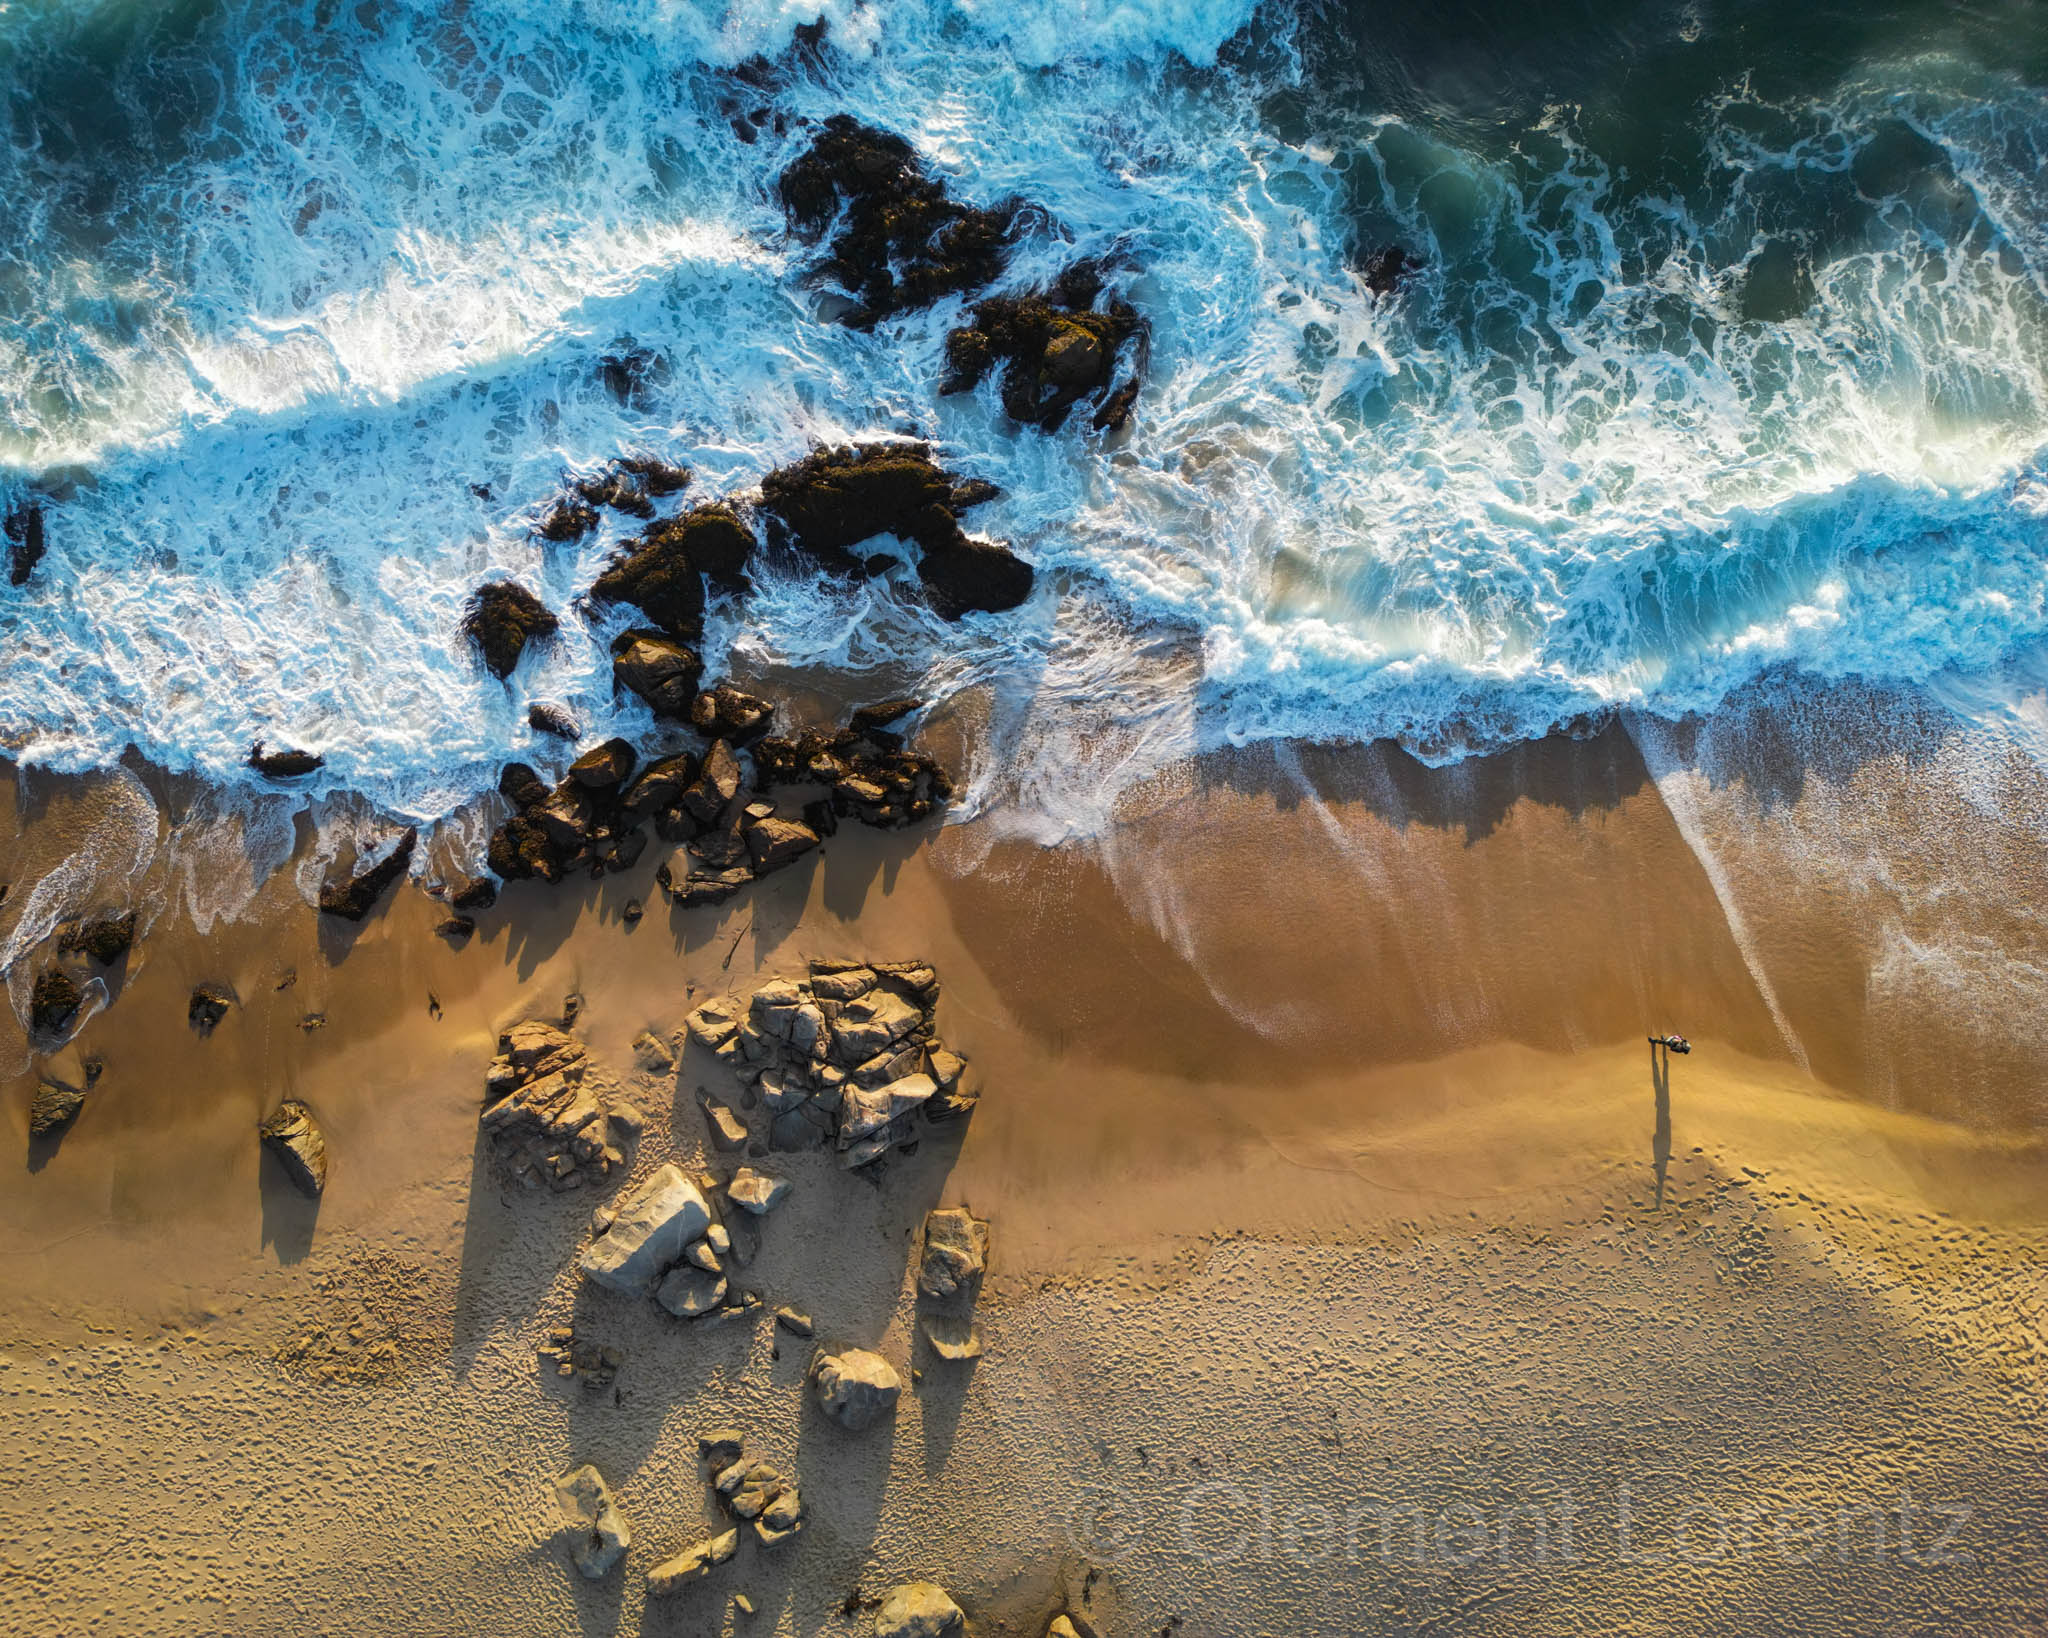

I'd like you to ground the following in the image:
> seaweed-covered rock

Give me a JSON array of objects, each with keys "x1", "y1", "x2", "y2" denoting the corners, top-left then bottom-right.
[
  {"x1": 575, "y1": 467, "x2": 654, "y2": 518},
  {"x1": 942, "y1": 268, "x2": 1145, "y2": 432},
  {"x1": 590, "y1": 504, "x2": 754, "y2": 640},
  {"x1": 464, "y1": 582, "x2": 559, "y2": 680},
  {"x1": 259, "y1": 1100, "x2": 329, "y2": 1197},
  {"x1": 611, "y1": 629, "x2": 704, "y2": 719},
  {"x1": 59, "y1": 911, "x2": 135, "y2": 967},
  {"x1": 248, "y1": 743, "x2": 324, "y2": 779},
  {"x1": 758, "y1": 443, "x2": 1029, "y2": 618},
  {"x1": 317, "y1": 828, "x2": 418, "y2": 920},
  {"x1": 538, "y1": 496, "x2": 599, "y2": 542},
  {"x1": 29, "y1": 968, "x2": 81, "y2": 1035},
  {"x1": 777, "y1": 115, "x2": 1015, "y2": 327},
  {"x1": 617, "y1": 453, "x2": 693, "y2": 496}
]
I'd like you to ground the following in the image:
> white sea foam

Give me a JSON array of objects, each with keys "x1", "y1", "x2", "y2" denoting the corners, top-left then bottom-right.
[{"x1": 3, "y1": 0, "x2": 2048, "y2": 881}]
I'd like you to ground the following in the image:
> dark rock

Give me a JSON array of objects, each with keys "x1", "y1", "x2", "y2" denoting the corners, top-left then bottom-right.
[
  {"x1": 1361, "y1": 244, "x2": 1421, "y2": 298},
  {"x1": 528, "y1": 702, "x2": 582, "y2": 740},
  {"x1": 758, "y1": 443, "x2": 1028, "y2": 618},
  {"x1": 597, "y1": 341, "x2": 668, "y2": 408},
  {"x1": 849, "y1": 698, "x2": 921, "y2": 734},
  {"x1": 744, "y1": 817, "x2": 820, "y2": 873},
  {"x1": 622, "y1": 897, "x2": 644, "y2": 925},
  {"x1": 623, "y1": 752, "x2": 702, "y2": 817},
  {"x1": 59, "y1": 911, "x2": 135, "y2": 967},
  {"x1": 1093, "y1": 377, "x2": 1140, "y2": 433},
  {"x1": 533, "y1": 782, "x2": 598, "y2": 852},
  {"x1": 450, "y1": 875, "x2": 499, "y2": 912},
  {"x1": 29, "y1": 968, "x2": 81, "y2": 1035},
  {"x1": 681, "y1": 739, "x2": 744, "y2": 822},
  {"x1": 539, "y1": 497, "x2": 600, "y2": 541},
  {"x1": 575, "y1": 469, "x2": 654, "y2": 518},
  {"x1": 188, "y1": 983, "x2": 234, "y2": 1031},
  {"x1": 463, "y1": 581, "x2": 560, "y2": 680},
  {"x1": 605, "y1": 827, "x2": 648, "y2": 873},
  {"x1": 617, "y1": 454, "x2": 693, "y2": 496},
  {"x1": 659, "y1": 863, "x2": 755, "y2": 908},
  {"x1": 690, "y1": 683, "x2": 774, "y2": 743},
  {"x1": 777, "y1": 115, "x2": 1016, "y2": 327},
  {"x1": 940, "y1": 280, "x2": 1143, "y2": 431},
  {"x1": 259, "y1": 1099, "x2": 329, "y2": 1197},
  {"x1": 589, "y1": 504, "x2": 754, "y2": 641},
  {"x1": 5, "y1": 500, "x2": 46, "y2": 586},
  {"x1": 498, "y1": 761, "x2": 551, "y2": 810},
  {"x1": 802, "y1": 797, "x2": 838, "y2": 838},
  {"x1": 569, "y1": 737, "x2": 637, "y2": 790},
  {"x1": 917, "y1": 535, "x2": 1035, "y2": 620},
  {"x1": 437, "y1": 915, "x2": 476, "y2": 944},
  {"x1": 611, "y1": 629, "x2": 704, "y2": 718},
  {"x1": 248, "y1": 743, "x2": 324, "y2": 779},
  {"x1": 489, "y1": 815, "x2": 563, "y2": 883},
  {"x1": 317, "y1": 828, "x2": 418, "y2": 920}
]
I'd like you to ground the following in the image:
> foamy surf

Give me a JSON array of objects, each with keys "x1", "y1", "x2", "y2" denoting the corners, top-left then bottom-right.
[{"x1": 2, "y1": 0, "x2": 2047, "y2": 867}]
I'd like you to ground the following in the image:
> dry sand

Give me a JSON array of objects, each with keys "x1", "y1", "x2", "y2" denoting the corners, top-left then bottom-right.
[{"x1": 1, "y1": 711, "x2": 2044, "y2": 1637}]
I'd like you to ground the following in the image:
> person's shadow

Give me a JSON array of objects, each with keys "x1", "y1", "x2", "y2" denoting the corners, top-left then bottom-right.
[{"x1": 1649, "y1": 1039, "x2": 1673, "y2": 1208}]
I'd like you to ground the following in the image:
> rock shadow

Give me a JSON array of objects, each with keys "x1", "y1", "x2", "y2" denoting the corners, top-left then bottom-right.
[{"x1": 257, "y1": 1141, "x2": 320, "y2": 1264}]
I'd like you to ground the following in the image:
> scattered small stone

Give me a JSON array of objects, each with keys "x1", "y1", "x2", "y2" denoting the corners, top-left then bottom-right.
[
  {"x1": 774, "y1": 1307, "x2": 814, "y2": 1338},
  {"x1": 735, "y1": 1593, "x2": 756, "y2": 1616},
  {"x1": 188, "y1": 983, "x2": 234, "y2": 1033},
  {"x1": 258, "y1": 1100, "x2": 328, "y2": 1197},
  {"x1": 810, "y1": 1346, "x2": 902, "y2": 1431},
  {"x1": 436, "y1": 915, "x2": 475, "y2": 944},
  {"x1": 622, "y1": 897, "x2": 644, "y2": 925},
  {"x1": 538, "y1": 1327, "x2": 623, "y2": 1389},
  {"x1": 553, "y1": 1464, "x2": 630, "y2": 1579},
  {"x1": 299, "y1": 1012, "x2": 325, "y2": 1031},
  {"x1": 874, "y1": 1582, "x2": 965, "y2": 1638}
]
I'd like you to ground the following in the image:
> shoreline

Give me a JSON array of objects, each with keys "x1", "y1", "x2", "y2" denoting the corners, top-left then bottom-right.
[{"x1": 2, "y1": 695, "x2": 2046, "y2": 1634}]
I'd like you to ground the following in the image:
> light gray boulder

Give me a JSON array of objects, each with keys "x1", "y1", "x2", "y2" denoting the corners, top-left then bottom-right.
[
  {"x1": 578, "y1": 1164, "x2": 711, "y2": 1295},
  {"x1": 553, "y1": 1464, "x2": 630, "y2": 1579},
  {"x1": 645, "y1": 1527, "x2": 736, "y2": 1595},
  {"x1": 727, "y1": 1168, "x2": 791, "y2": 1215},
  {"x1": 811, "y1": 1346, "x2": 902, "y2": 1430},
  {"x1": 875, "y1": 1582, "x2": 965, "y2": 1638}
]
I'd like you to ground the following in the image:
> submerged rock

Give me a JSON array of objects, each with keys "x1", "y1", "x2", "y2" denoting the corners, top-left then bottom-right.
[
  {"x1": 248, "y1": 743, "x2": 324, "y2": 779},
  {"x1": 942, "y1": 267, "x2": 1146, "y2": 433},
  {"x1": 463, "y1": 581, "x2": 559, "y2": 680},
  {"x1": 1361, "y1": 244, "x2": 1422, "y2": 298},
  {"x1": 777, "y1": 115, "x2": 1015, "y2": 327},
  {"x1": 317, "y1": 828, "x2": 418, "y2": 920},
  {"x1": 810, "y1": 1346, "x2": 902, "y2": 1430},
  {"x1": 538, "y1": 496, "x2": 600, "y2": 542},
  {"x1": 874, "y1": 1581, "x2": 966, "y2": 1638},
  {"x1": 553, "y1": 1464, "x2": 630, "y2": 1579},
  {"x1": 5, "y1": 499, "x2": 46, "y2": 586},
  {"x1": 259, "y1": 1100, "x2": 329, "y2": 1197}
]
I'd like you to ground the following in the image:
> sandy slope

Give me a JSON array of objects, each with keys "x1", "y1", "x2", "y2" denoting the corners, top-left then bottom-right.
[{"x1": 1, "y1": 725, "x2": 2045, "y2": 1636}]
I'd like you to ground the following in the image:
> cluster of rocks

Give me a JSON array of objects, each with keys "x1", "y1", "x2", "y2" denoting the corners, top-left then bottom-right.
[
  {"x1": 259, "y1": 1100, "x2": 329, "y2": 1197},
  {"x1": 941, "y1": 261, "x2": 1145, "y2": 434},
  {"x1": 480, "y1": 1020, "x2": 642, "y2": 1192},
  {"x1": 684, "y1": 960, "x2": 976, "y2": 1169},
  {"x1": 777, "y1": 116, "x2": 1148, "y2": 436},
  {"x1": 642, "y1": 1429, "x2": 805, "y2": 1599},
  {"x1": 916, "y1": 1206, "x2": 990, "y2": 1363},
  {"x1": 25, "y1": 907, "x2": 137, "y2": 1044},
  {"x1": 537, "y1": 1325, "x2": 623, "y2": 1390},
  {"x1": 577, "y1": 1160, "x2": 787, "y2": 1328},
  {"x1": 776, "y1": 114, "x2": 1017, "y2": 329}
]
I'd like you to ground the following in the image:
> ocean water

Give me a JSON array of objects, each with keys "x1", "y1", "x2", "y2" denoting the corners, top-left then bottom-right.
[{"x1": 5, "y1": 0, "x2": 2048, "y2": 853}]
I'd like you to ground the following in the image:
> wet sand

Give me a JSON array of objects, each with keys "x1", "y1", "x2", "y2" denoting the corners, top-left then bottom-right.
[{"x1": 1, "y1": 705, "x2": 2044, "y2": 1636}]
